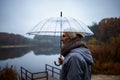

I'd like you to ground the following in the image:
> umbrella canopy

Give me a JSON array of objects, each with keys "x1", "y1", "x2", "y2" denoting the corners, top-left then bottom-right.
[
  {"x1": 27, "y1": 12, "x2": 94, "y2": 66},
  {"x1": 27, "y1": 12, "x2": 94, "y2": 36}
]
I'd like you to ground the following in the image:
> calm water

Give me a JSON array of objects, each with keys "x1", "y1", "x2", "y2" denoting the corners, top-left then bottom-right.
[
  {"x1": 0, "y1": 47, "x2": 61, "y2": 74},
  {"x1": 1, "y1": 48, "x2": 120, "y2": 80}
]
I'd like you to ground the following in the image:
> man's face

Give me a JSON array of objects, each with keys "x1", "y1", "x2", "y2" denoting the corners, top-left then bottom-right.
[{"x1": 61, "y1": 32, "x2": 70, "y2": 44}]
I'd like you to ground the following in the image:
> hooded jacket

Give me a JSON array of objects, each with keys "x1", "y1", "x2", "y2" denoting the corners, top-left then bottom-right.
[{"x1": 60, "y1": 37, "x2": 94, "y2": 80}]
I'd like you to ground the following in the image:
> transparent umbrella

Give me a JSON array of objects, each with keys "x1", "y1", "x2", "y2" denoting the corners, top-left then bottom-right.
[
  {"x1": 27, "y1": 12, "x2": 93, "y2": 36},
  {"x1": 27, "y1": 12, "x2": 94, "y2": 66}
]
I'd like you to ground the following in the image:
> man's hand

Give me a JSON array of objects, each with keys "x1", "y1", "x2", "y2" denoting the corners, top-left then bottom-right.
[{"x1": 58, "y1": 56, "x2": 63, "y2": 64}]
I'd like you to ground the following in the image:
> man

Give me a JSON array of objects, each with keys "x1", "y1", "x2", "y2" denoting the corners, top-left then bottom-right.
[{"x1": 59, "y1": 32, "x2": 94, "y2": 80}]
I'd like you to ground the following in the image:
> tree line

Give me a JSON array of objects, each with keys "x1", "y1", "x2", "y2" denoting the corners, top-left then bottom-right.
[
  {"x1": 0, "y1": 32, "x2": 31, "y2": 45},
  {"x1": 89, "y1": 17, "x2": 120, "y2": 43}
]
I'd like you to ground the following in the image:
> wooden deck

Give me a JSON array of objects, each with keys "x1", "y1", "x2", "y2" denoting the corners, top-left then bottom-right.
[
  {"x1": 30, "y1": 71, "x2": 60, "y2": 80},
  {"x1": 39, "y1": 76, "x2": 59, "y2": 80}
]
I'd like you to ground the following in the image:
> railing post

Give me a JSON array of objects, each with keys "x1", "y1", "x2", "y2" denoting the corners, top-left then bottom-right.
[
  {"x1": 25, "y1": 69, "x2": 27, "y2": 80},
  {"x1": 52, "y1": 67, "x2": 54, "y2": 77},
  {"x1": 21, "y1": 67, "x2": 22, "y2": 80},
  {"x1": 59, "y1": 70, "x2": 61, "y2": 79},
  {"x1": 31, "y1": 73, "x2": 33, "y2": 80},
  {"x1": 45, "y1": 64, "x2": 47, "y2": 71},
  {"x1": 46, "y1": 71, "x2": 48, "y2": 80}
]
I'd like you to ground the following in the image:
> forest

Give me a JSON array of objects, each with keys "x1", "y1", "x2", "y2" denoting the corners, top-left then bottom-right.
[{"x1": 88, "y1": 17, "x2": 120, "y2": 75}]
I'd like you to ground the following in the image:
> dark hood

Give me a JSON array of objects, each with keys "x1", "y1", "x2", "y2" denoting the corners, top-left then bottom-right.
[{"x1": 72, "y1": 48, "x2": 94, "y2": 65}]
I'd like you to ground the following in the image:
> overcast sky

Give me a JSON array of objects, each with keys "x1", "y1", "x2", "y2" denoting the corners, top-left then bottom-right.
[{"x1": 0, "y1": 0, "x2": 120, "y2": 38}]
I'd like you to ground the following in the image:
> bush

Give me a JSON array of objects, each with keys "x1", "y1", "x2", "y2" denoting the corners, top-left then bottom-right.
[
  {"x1": 89, "y1": 43, "x2": 120, "y2": 75},
  {"x1": 0, "y1": 65, "x2": 18, "y2": 80}
]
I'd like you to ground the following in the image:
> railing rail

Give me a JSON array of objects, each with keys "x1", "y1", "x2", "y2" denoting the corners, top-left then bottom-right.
[
  {"x1": 21, "y1": 64, "x2": 61, "y2": 80},
  {"x1": 45, "y1": 64, "x2": 61, "y2": 79},
  {"x1": 21, "y1": 67, "x2": 48, "y2": 80}
]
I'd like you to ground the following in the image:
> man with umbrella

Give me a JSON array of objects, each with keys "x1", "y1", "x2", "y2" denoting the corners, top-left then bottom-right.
[
  {"x1": 58, "y1": 30, "x2": 94, "y2": 80},
  {"x1": 27, "y1": 12, "x2": 94, "y2": 80}
]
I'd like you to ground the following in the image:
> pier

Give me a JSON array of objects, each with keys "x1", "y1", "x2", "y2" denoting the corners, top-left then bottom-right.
[{"x1": 21, "y1": 64, "x2": 61, "y2": 80}]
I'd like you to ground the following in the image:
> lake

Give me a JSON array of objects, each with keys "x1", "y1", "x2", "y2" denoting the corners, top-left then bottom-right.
[
  {"x1": 0, "y1": 47, "x2": 62, "y2": 74},
  {"x1": 1, "y1": 47, "x2": 120, "y2": 80}
]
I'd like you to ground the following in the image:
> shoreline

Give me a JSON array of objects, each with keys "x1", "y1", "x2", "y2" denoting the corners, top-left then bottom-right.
[
  {"x1": 0, "y1": 45, "x2": 35, "y2": 48},
  {"x1": 91, "y1": 74, "x2": 120, "y2": 80}
]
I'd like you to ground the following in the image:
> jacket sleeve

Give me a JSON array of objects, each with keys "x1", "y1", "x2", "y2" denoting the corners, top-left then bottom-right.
[{"x1": 66, "y1": 55, "x2": 85, "y2": 80}]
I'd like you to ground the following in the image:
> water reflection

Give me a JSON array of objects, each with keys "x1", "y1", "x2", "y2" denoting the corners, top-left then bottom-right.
[
  {"x1": 0, "y1": 48, "x2": 31, "y2": 60},
  {"x1": 0, "y1": 47, "x2": 60, "y2": 60},
  {"x1": 0, "y1": 47, "x2": 61, "y2": 73},
  {"x1": 33, "y1": 46, "x2": 60, "y2": 55}
]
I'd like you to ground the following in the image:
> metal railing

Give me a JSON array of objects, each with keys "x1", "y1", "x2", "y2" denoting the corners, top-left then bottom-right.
[
  {"x1": 45, "y1": 64, "x2": 61, "y2": 79},
  {"x1": 21, "y1": 67, "x2": 48, "y2": 80}
]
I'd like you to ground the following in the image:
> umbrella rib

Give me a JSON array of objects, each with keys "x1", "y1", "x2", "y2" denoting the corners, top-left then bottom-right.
[
  {"x1": 54, "y1": 18, "x2": 59, "y2": 34},
  {"x1": 39, "y1": 17, "x2": 54, "y2": 32},
  {"x1": 64, "y1": 17, "x2": 73, "y2": 31},
  {"x1": 72, "y1": 18, "x2": 87, "y2": 33},
  {"x1": 29, "y1": 19, "x2": 45, "y2": 33}
]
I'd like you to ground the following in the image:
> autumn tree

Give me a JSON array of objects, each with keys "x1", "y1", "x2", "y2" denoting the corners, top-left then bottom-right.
[{"x1": 98, "y1": 17, "x2": 120, "y2": 42}]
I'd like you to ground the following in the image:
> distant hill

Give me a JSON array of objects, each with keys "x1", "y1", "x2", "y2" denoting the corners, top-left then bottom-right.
[
  {"x1": 33, "y1": 35, "x2": 61, "y2": 55},
  {"x1": 0, "y1": 32, "x2": 31, "y2": 45},
  {"x1": 34, "y1": 35, "x2": 60, "y2": 44}
]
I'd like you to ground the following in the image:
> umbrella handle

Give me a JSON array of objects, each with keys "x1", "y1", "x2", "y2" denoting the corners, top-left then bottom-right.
[
  {"x1": 54, "y1": 61, "x2": 61, "y2": 66},
  {"x1": 54, "y1": 55, "x2": 62, "y2": 66}
]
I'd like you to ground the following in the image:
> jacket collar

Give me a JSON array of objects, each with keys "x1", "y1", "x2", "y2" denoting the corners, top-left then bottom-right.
[{"x1": 61, "y1": 37, "x2": 87, "y2": 57}]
